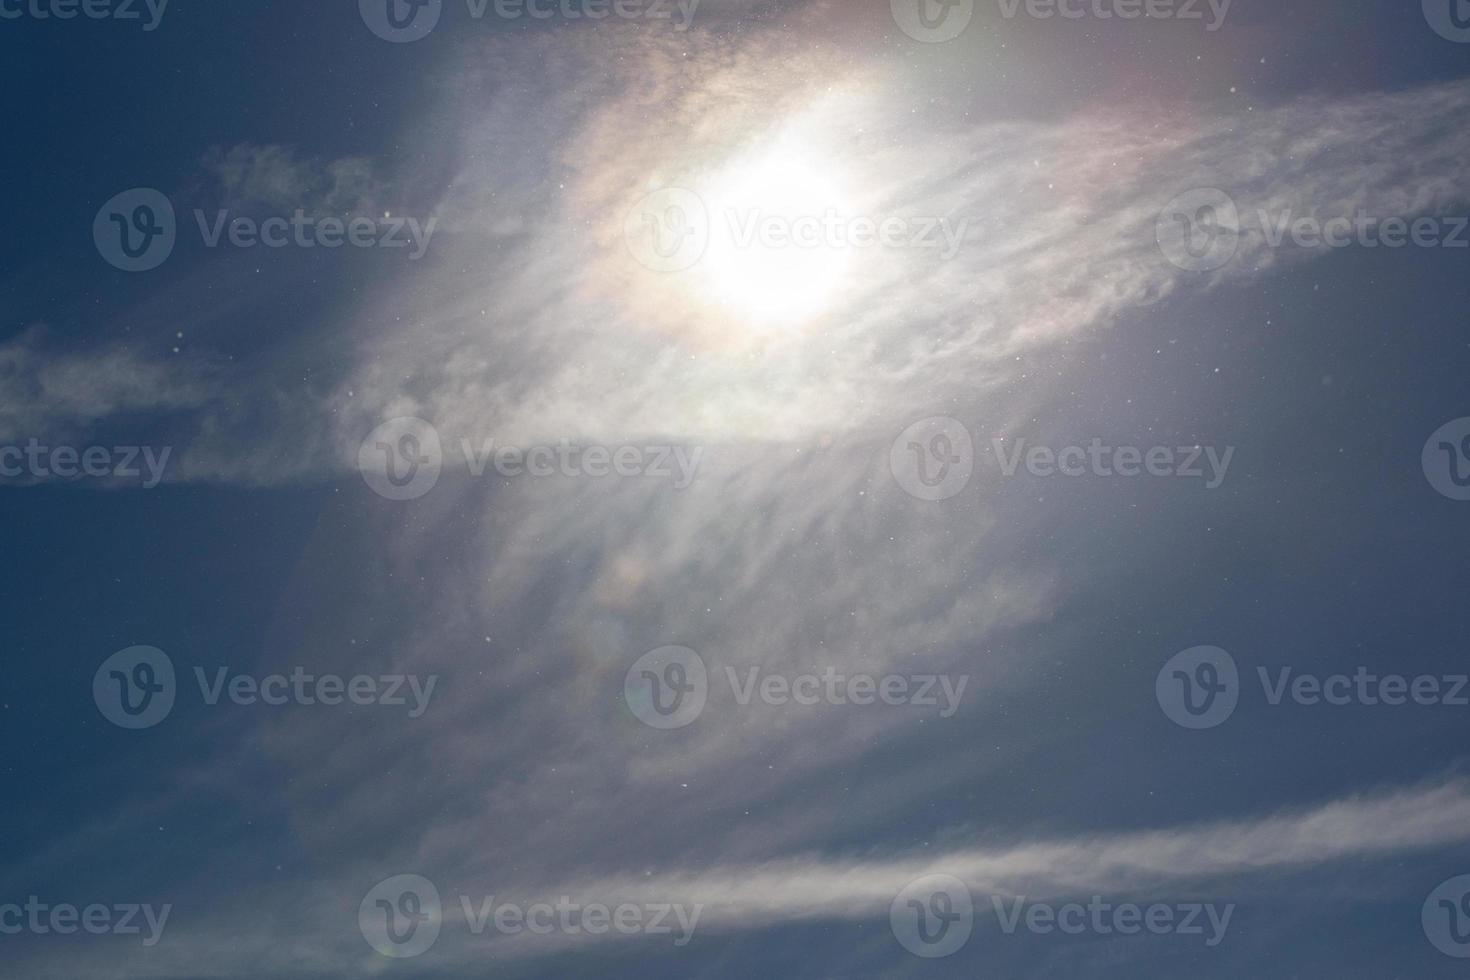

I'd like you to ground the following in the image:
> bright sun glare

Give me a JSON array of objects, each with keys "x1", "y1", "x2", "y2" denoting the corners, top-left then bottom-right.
[{"x1": 695, "y1": 136, "x2": 857, "y2": 330}]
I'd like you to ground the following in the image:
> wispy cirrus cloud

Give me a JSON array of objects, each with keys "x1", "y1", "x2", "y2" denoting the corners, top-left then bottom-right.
[
  {"x1": 8, "y1": 776, "x2": 1468, "y2": 976},
  {"x1": 0, "y1": 326, "x2": 214, "y2": 444},
  {"x1": 9, "y1": 21, "x2": 1470, "y2": 483},
  {"x1": 200, "y1": 143, "x2": 387, "y2": 216}
]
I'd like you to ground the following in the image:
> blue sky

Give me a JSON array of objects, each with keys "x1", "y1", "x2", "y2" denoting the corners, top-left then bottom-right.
[{"x1": 3, "y1": 0, "x2": 1470, "y2": 976}]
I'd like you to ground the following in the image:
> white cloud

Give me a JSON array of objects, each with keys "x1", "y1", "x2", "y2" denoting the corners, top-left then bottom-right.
[{"x1": 201, "y1": 143, "x2": 386, "y2": 216}]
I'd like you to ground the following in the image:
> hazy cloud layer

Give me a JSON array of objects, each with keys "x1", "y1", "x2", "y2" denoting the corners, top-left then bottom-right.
[{"x1": 8, "y1": 31, "x2": 1470, "y2": 482}]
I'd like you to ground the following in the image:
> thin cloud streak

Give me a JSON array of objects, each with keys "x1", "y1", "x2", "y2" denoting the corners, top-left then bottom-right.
[{"x1": 7, "y1": 777, "x2": 1467, "y2": 977}]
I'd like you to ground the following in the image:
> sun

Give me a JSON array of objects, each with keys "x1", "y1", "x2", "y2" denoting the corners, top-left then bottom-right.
[{"x1": 693, "y1": 133, "x2": 858, "y2": 331}]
